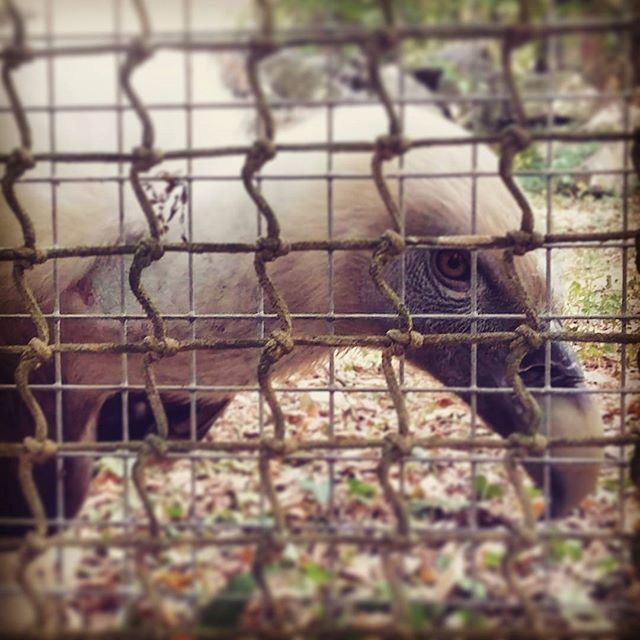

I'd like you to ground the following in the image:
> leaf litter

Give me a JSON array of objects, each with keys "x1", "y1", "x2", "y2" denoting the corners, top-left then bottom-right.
[{"x1": 58, "y1": 347, "x2": 638, "y2": 634}]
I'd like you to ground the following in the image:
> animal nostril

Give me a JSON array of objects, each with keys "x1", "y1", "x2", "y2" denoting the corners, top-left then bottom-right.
[
  {"x1": 519, "y1": 361, "x2": 584, "y2": 389},
  {"x1": 518, "y1": 363, "x2": 546, "y2": 388},
  {"x1": 549, "y1": 362, "x2": 584, "y2": 388},
  {"x1": 518, "y1": 341, "x2": 585, "y2": 390}
]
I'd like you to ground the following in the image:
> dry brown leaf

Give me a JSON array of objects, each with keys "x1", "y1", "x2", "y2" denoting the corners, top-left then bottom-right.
[
  {"x1": 300, "y1": 393, "x2": 320, "y2": 417},
  {"x1": 157, "y1": 570, "x2": 194, "y2": 591}
]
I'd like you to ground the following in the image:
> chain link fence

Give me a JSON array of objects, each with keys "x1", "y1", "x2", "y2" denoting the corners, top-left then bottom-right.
[{"x1": 0, "y1": 0, "x2": 639, "y2": 636}]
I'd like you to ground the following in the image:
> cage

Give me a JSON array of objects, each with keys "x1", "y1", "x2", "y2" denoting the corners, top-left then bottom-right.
[{"x1": 0, "y1": 0, "x2": 638, "y2": 637}]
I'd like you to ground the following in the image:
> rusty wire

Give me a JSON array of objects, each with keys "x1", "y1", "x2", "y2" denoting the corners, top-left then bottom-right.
[{"x1": 0, "y1": 0, "x2": 638, "y2": 636}]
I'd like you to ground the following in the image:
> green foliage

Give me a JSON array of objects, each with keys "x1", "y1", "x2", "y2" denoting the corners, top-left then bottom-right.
[
  {"x1": 556, "y1": 0, "x2": 625, "y2": 18},
  {"x1": 458, "y1": 576, "x2": 488, "y2": 599},
  {"x1": 165, "y1": 501, "x2": 185, "y2": 520},
  {"x1": 514, "y1": 146, "x2": 546, "y2": 193},
  {"x1": 515, "y1": 143, "x2": 599, "y2": 196},
  {"x1": 278, "y1": 0, "x2": 534, "y2": 27},
  {"x1": 210, "y1": 508, "x2": 237, "y2": 524},
  {"x1": 595, "y1": 556, "x2": 619, "y2": 574},
  {"x1": 278, "y1": 0, "x2": 389, "y2": 26},
  {"x1": 198, "y1": 573, "x2": 255, "y2": 628},
  {"x1": 408, "y1": 602, "x2": 435, "y2": 630},
  {"x1": 549, "y1": 538, "x2": 583, "y2": 563},
  {"x1": 279, "y1": 0, "x2": 617, "y2": 26},
  {"x1": 473, "y1": 474, "x2": 504, "y2": 501},
  {"x1": 567, "y1": 277, "x2": 620, "y2": 317},
  {"x1": 347, "y1": 477, "x2": 377, "y2": 501},
  {"x1": 601, "y1": 475, "x2": 633, "y2": 493},
  {"x1": 482, "y1": 548, "x2": 504, "y2": 569},
  {"x1": 566, "y1": 272, "x2": 622, "y2": 360},
  {"x1": 445, "y1": 607, "x2": 490, "y2": 630},
  {"x1": 526, "y1": 485, "x2": 542, "y2": 499},
  {"x1": 554, "y1": 143, "x2": 599, "y2": 172},
  {"x1": 302, "y1": 562, "x2": 334, "y2": 586},
  {"x1": 553, "y1": 143, "x2": 599, "y2": 194},
  {"x1": 436, "y1": 553, "x2": 452, "y2": 571},
  {"x1": 562, "y1": 242, "x2": 640, "y2": 362}
]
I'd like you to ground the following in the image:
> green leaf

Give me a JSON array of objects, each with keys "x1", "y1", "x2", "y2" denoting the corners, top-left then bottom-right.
[
  {"x1": 473, "y1": 475, "x2": 503, "y2": 501},
  {"x1": 549, "y1": 538, "x2": 583, "y2": 563},
  {"x1": 457, "y1": 576, "x2": 487, "y2": 599},
  {"x1": 303, "y1": 562, "x2": 333, "y2": 586},
  {"x1": 566, "y1": 541, "x2": 583, "y2": 562},
  {"x1": 549, "y1": 538, "x2": 566, "y2": 562},
  {"x1": 436, "y1": 553, "x2": 451, "y2": 571},
  {"x1": 212, "y1": 508, "x2": 237, "y2": 524},
  {"x1": 596, "y1": 556, "x2": 619, "y2": 573},
  {"x1": 601, "y1": 477, "x2": 619, "y2": 493},
  {"x1": 525, "y1": 485, "x2": 542, "y2": 499},
  {"x1": 408, "y1": 602, "x2": 433, "y2": 630},
  {"x1": 165, "y1": 501, "x2": 184, "y2": 520},
  {"x1": 198, "y1": 573, "x2": 255, "y2": 628},
  {"x1": 482, "y1": 549, "x2": 503, "y2": 569},
  {"x1": 445, "y1": 607, "x2": 489, "y2": 630},
  {"x1": 347, "y1": 478, "x2": 377, "y2": 500},
  {"x1": 515, "y1": 147, "x2": 546, "y2": 194}
]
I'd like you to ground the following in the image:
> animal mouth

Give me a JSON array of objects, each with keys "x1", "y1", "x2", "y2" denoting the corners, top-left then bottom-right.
[
  {"x1": 477, "y1": 339, "x2": 604, "y2": 517},
  {"x1": 96, "y1": 394, "x2": 230, "y2": 443},
  {"x1": 409, "y1": 337, "x2": 604, "y2": 518}
]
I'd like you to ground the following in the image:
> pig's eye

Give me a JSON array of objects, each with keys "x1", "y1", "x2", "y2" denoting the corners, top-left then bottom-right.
[{"x1": 432, "y1": 250, "x2": 470, "y2": 290}]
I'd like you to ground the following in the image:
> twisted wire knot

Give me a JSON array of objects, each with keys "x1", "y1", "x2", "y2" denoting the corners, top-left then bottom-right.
[
  {"x1": 507, "y1": 229, "x2": 544, "y2": 256},
  {"x1": 27, "y1": 337, "x2": 53, "y2": 365},
  {"x1": 23, "y1": 531, "x2": 48, "y2": 554},
  {"x1": 249, "y1": 37, "x2": 278, "y2": 61},
  {"x1": 23, "y1": 436, "x2": 58, "y2": 463},
  {"x1": 366, "y1": 27, "x2": 399, "y2": 59},
  {"x1": 144, "y1": 433, "x2": 168, "y2": 457},
  {"x1": 245, "y1": 138, "x2": 277, "y2": 174},
  {"x1": 261, "y1": 437, "x2": 295, "y2": 457},
  {"x1": 127, "y1": 37, "x2": 154, "y2": 66},
  {"x1": 374, "y1": 134, "x2": 410, "y2": 161},
  {"x1": 135, "y1": 237, "x2": 164, "y2": 264},
  {"x1": 30, "y1": 249, "x2": 47, "y2": 265},
  {"x1": 507, "y1": 432, "x2": 548, "y2": 455},
  {"x1": 132, "y1": 145, "x2": 163, "y2": 172},
  {"x1": 264, "y1": 328, "x2": 294, "y2": 361},
  {"x1": 504, "y1": 24, "x2": 533, "y2": 50},
  {"x1": 514, "y1": 324, "x2": 544, "y2": 351},
  {"x1": 13, "y1": 249, "x2": 46, "y2": 272},
  {"x1": 382, "y1": 433, "x2": 413, "y2": 460},
  {"x1": 374, "y1": 27, "x2": 400, "y2": 51},
  {"x1": 5, "y1": 147, "x2": 36, "y2": 178},
  {"x1": 142, "y1": 336, "x2": 180, "y2": 357},
  {"x1": 501, "y1": 124, "x2": 532, "y2": 154},
  {"x1": 257, "y1": 236, "x2": 290, "y2": 262},
  {"x1": 386, "y1": 329, "x2": 424, "y2": 350},
  {"x1": 379, "y1": 229, "x2": 406, "y2": 256},
  {"x1": 3, "y1": 44, "x2": 33, "y2": 69}
]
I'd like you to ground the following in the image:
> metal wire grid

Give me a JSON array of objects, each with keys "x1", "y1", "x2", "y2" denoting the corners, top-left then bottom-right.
[{"x1": 0, "y1": 0, "x2": 638, "y2": 636}]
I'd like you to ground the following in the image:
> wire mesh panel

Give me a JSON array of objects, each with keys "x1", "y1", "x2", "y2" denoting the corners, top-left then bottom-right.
[{"x1": 0, "y1": 0, "x2": 638, "y2": 637}]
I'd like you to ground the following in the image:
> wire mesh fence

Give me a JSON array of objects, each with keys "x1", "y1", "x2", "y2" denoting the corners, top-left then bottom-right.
[{"x1": 0, "y1": 0, "x2": 638, "y2": 637}]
